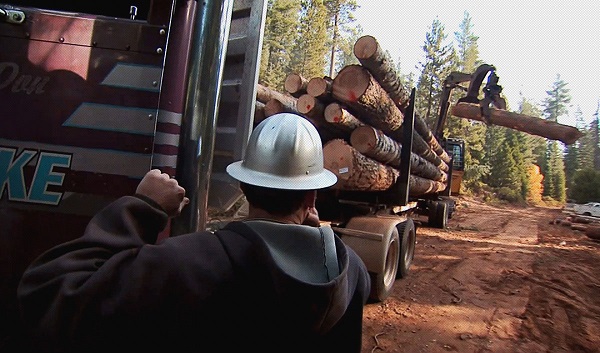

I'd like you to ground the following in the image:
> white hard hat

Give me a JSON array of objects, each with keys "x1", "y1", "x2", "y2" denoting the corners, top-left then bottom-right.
[{"x1": 226, "y1": 113, "x2": 337, "y2": 190}]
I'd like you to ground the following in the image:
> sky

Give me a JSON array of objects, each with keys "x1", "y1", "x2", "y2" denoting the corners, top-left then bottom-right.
[{"x1": 353, "y1": 0, "x2": 600, "y2": 127}]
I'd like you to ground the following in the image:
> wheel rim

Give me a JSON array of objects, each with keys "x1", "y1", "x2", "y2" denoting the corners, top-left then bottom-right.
[
  {"x1": 384, "y1": 236, "x2": 399, "y2": 287},
  {"x1": 404, "y1": 227, "x2": 415, "y2": 268}
]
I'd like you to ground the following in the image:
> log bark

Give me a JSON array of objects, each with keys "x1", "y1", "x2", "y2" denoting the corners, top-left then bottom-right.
[
  {"x1": 256, "y1": 83, "x2": 297, "y2": 107},
  {"x1": 284, "y1": 73, "x2": 309, "y2": 98},
  {"x1": 323, "y1": 139, "x2": 446, "y2": 195},
  {"x1": 332, "y1": 65, "x2": 449, "y2": 171},
  {"x1": 332, "y1": 64, "x2": 404, "y2": 134},
  {"x1": 307, "y1": 76, "x2": 334, "y2": 101},
  {"x1": 324, "y1": 102, "x2": 364, "y2": 131},
  {"x1": 264, "y1": 98, "x2": 297, "y2": 117},
  {"x1": 295, "y1": 94, "x2": 346, "y2": 141},
  {"x1": 254, "y1": 101, "x2": 266, "y2": 125},
  {"x1": 403, "y1": 127, "x2": 449, "y2": 172},
  {"x1": 451, "y1": 102, "x2": 584, "y2": 145},
  {"x1": 353, "y1": 35, "x2": 450, "y2": 163},
  {"x1": 585, "y1": 225, "x2": 600, "y2": 240},
  {"x1": 353, "y1": 35, "x2": 410, "y2": 111},
  {"x1": 350, "y1": 126, "x2": 448, "y2": 183},
  {"x1": 414, "y1": 114, "x2": 451, "y2": 163},
  {"x1": 571, "y1": 223, "x2": 588, "y2": 232}
]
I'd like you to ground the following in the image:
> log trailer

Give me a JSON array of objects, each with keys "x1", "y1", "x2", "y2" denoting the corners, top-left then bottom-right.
[{"x1": 1, "y1": 0, "x2": 581, "y2": 349}]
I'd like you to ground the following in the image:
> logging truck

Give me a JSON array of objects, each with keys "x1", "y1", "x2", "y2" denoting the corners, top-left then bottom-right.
[{"x1": 1, "y1": 1, "x2": 586, "y2": 349}]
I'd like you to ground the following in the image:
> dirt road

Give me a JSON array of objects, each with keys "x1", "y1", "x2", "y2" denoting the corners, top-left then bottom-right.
[{"x1": 362, "y1": 197, "x2": 600, "y2": 353}]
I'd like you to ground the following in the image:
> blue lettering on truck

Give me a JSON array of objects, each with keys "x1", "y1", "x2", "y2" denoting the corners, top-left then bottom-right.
[{"x1": 0, "y1": 147, "x2": 71, "y2": 205}]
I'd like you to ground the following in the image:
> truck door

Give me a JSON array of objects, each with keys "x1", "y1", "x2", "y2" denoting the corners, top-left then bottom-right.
[{"x1": 0, "y1": 1, "x2": 172, "y2": 349}]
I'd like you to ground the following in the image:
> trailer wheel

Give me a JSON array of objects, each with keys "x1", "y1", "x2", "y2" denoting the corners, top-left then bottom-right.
[
  {"x1": 396, "y1": 218, "x2": 416, "y2": 279},
  {"x1": 429, "y1": 201, "x2": 448, "y2": 229},
  {"x1": 340, "y1": 216, "x2": 403, "y2": 302},
  {"x1": 368, "y1": 227, "x2": 400, "y2": 302}
]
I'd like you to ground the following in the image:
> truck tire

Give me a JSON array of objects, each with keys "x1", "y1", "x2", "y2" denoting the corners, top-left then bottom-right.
[
  {"x1": 396, "y1": 218, "x2": 416, "y2": 279},
  {"x1": 429, "y1": 201, "x2": 448, "y2": 229},
  {"x1": 368, "y1": 227, "x2": 399, "y2": 302},
  {"x1": 340, "y1": 216, "x2": 402, "y2": 302}
]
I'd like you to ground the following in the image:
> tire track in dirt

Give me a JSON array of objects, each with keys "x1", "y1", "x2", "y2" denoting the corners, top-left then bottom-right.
[
  {"x1": 517, "y1": 209, "x2": 600, "y2": 353},
  {"x1": 362, "y1": 198, "x2": 543, "y2": 353}
]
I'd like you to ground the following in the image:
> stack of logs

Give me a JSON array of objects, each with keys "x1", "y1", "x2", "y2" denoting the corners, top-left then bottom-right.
[
  {"x1": 552, "y1": 215, "x2": 600, "y2": 241},
  {"x1": 255, "y1": 35, "x2": 451, "y2": 197}
]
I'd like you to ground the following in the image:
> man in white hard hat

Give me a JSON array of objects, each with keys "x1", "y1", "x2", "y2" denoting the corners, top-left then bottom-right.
[{"x1": 18, "y1": 113, "x2": 371, "y2": 353}]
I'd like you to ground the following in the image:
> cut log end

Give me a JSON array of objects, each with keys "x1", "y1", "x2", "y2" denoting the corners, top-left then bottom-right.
[
  {"x1": 332, "y1": 65, "x2": 371, "y2": 103},
  {"x1": 353, "y1": 35, "x2": 378, "y2": 60},
  {"x1": 284, "y1": 73, "x2": 308, "y2": 97},
  {"x1": 350, "y1": 125, "x2": 378, "y2": 154},
  {"x1": 297, "y1": 94, "x2": 320, "y2": 115}
]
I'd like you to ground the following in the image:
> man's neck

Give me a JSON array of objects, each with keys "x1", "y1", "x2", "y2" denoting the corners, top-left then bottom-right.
[{"x1": 246, "y1": 207, "x2": 304, "y2": 225}]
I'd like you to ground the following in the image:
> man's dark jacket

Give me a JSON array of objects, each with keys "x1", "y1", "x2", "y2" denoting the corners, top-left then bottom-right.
[{"x1": 17, "y1": 196, "x2": 371, "y2": 352}]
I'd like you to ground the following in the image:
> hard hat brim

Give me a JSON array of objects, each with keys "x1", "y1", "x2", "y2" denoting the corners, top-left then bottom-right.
[{"x1": 226, "y1": 161, "x2": 337, "y2": 190}]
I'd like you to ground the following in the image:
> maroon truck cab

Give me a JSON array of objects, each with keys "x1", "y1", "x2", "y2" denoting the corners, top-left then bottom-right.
[{"x1": 0, "y1": 1, "x2": 266, "y2": 350}]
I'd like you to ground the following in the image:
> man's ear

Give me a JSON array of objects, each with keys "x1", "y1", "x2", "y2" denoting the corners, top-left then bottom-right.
[{"x1": 303, "y1": 190, "x2": 317, "y2": 208}]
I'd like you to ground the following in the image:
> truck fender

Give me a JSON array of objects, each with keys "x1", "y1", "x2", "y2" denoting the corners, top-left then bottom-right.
[{"x1": 334, "y1": 215, "x2": 407, "y2": 302}]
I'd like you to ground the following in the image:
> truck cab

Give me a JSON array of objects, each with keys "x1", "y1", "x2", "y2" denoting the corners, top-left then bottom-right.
[{"x1": 0, "y1": 0, "x2": 267, "y2": 349}]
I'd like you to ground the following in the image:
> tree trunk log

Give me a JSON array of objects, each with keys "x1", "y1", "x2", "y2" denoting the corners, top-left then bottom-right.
[
  {"x1": 353, "y1": 35, "x2": 410, "y2": 111},
  {"x1": 414, "y1": 113, "x2": 451, "y2": 163},
  {"x1": 350, "y1": 126, "x2": 448, "y2": 182},
  {"x1": 451, "y1": 102, "x2": 584, "y2": 145},
  {"x1": 254, "y1": 101, "x2": 266, "y2": 125},
  {"x1": 353, "y1": 35, "x2": 450, "y2": 163},
  {"x1": 585, "y1": 225, "x2": 600, "y2": 240},
  {"x1": 297, "y1": 94, "x2": 326, "y2": 121},
  {"x1": 284, "y1": 73, "x2": 309, "y2": 98},
  {"x1": 331, "y1": 65, "x2": 449, "y2": 171},
  {"x1": 324, "y1": 102, "x2": 364, "y2": 131},
  {"x1": 323, "y1": 139, "x2": 446, "y2": 195},
  {"x1": 403, "y1": 127, "x2": 449, "y2": 172},
  {"x1": 264, "y1": 98, "x2": 297, "y2": 117},
  {"x1": 307, "y1": 76, "x2": 334, "y2": 102},
  {"x1": 256, "y1": 83, "x2": 298, "y2": 107},
  {"x1": 332, "y1": 64, "x2": 405, "y2": 133},
  {"x1": 571, "y1": 223, "x2": 588, "y2": 232}
]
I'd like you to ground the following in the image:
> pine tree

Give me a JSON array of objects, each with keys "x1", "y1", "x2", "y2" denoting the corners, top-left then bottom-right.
[
  {"x1": 541, "y1": 75, "x2": 571, "y2": 202},
  {"x1": 519, "y1": 96, "x2": 546, "y2": 167},
  {"x1": 331, "y1": 25, "x2": 362, "y2": 74},
  {"x1": 570, "y1": 168, "x2": 600, "y2": 203},
  {"x1": 592, "y1": 103, "x2": 600, "y2": 170},
  {"x1": 543, "y1": 74, "x2": 571, "y2": 123},
  {"x1": 454, "y1": 11, "x2": 480, "y2": 74},
  {"x1": 323, "y1": 0, "x2": 359, "y2": 77},
  {"x1": 415, "y1": 18, "x2": 457, "y2": 128},
  {"x1": 482, "y1": 125, "x2": 505, "y2": 187},
  {"x1": 450, "y1": 12, "x2": 487, "y2": 192},
  {"x1": 289, "y1": 0, "x2": 329, "y2": 79},
  {"x1": 563, "y1": 107, "x2": 583, "y2": 189},
  {"x1": 577, "y1": 120, "x2": 595, "y2": 170},
  {"x1": 259, "y1": 0, "x2": 301, "y2": 90}
]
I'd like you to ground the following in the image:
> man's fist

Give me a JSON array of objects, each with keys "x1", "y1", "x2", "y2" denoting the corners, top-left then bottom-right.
[{"x1": 136, "y1": 169, "x2": 189, "y2": 217}]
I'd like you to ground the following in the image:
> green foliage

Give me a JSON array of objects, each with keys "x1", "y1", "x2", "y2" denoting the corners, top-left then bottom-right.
[
  {"x1": 289, "y1": 0, "x2": 329, "y2": 79},
  {"x1": 563, "y1": 107, "x2": 585, "y2": 189},
  {"x1": 496, "y1": 186, "x2": 523, "y2": 203},
  {"x1": 543, "y1": 74, "x2": 571, "y2": 122},
  {"x1": 260, "y1": 0, "x2": 301, "y2": 90},
  {"x1": 323, "y1": 0, "x2": 359, "y2": 76},
  {"x1": 569, "y1": 168, "x2": 600, "y2": 203},
  {"x1": 415, "y1": 18, "x2": 457, "y2": 128},
  {"x1": 543, "y1": 141, "x2": 567, "y2": 202},
  {"x1": 331, "y1": 25, "x2": 362, "y2": 74},
  {"x1": 454, "y1": 11, "x2": 480, "y2": 74}
]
